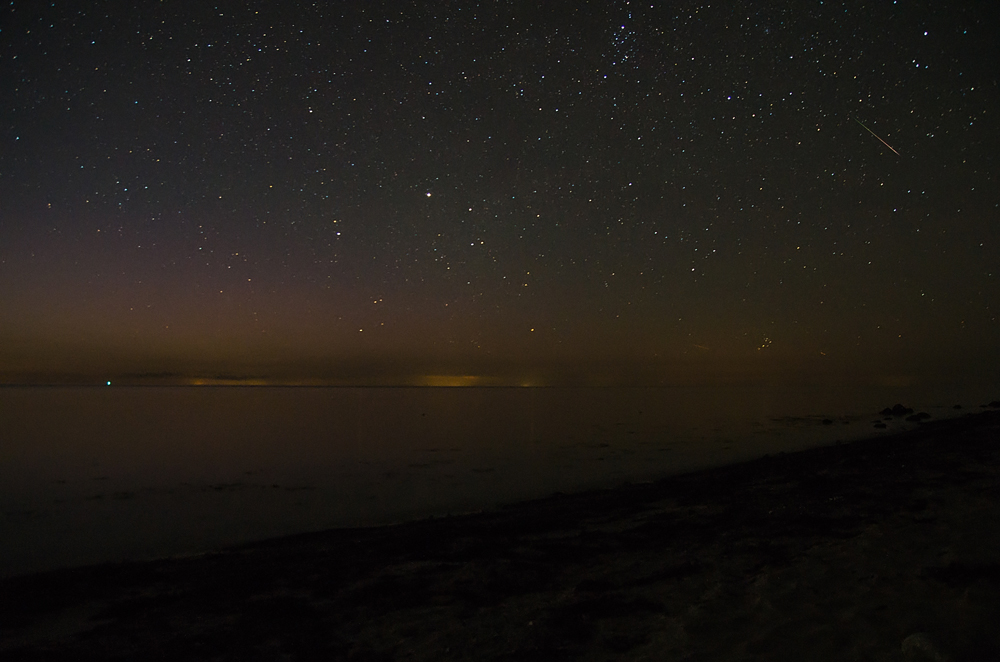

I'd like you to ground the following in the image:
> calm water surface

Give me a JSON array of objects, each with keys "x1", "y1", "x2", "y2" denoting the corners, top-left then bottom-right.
[{"x1": 1, "y1": 384, "x2": 996, "y2": 577}]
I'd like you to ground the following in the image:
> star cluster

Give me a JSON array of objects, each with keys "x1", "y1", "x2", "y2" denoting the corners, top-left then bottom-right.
[{"x1": 1, "y1": 0, "x2": 997, "y2": 383}]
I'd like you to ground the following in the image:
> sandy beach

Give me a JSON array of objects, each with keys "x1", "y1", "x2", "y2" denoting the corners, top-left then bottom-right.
[{"x1": 2, "y1": 407, "x2": 999, "y2": 660}]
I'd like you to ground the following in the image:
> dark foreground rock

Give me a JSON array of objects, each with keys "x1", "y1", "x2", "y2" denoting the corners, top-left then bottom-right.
[
  {"x1": 881, "y1": 403, "x2": 915, "y2": 417},
  {"x1": 2, "y1": 411, "x2": 1000, "y2": 661}
]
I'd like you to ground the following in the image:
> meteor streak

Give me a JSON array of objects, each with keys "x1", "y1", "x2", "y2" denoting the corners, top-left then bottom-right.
[{"x1": 855, "y1": 119, "x2": 901, "y2": 156}]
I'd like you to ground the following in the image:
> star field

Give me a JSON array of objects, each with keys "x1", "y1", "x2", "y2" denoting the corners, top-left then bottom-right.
[{"x1": 1, "y1": 0, "x2": 998, "y2": 384}]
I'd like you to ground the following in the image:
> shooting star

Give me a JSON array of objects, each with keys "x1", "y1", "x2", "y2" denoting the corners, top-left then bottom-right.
[{"x1": 855, "y1": 119, "x2": 901, "y2": 156}]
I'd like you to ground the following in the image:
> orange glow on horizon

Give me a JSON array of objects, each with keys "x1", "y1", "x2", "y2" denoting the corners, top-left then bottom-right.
[
  {"x1": 186, "y1": 378, "x2": 273, "y2": 386},
  {"x1": 420, "y1": 375, "x2": 484, "y2": 387}
]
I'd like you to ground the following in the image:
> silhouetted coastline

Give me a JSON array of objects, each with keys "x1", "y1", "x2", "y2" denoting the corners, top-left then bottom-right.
[{"x1": 3, "y1": 407, "x2": 999, "y2": 660}]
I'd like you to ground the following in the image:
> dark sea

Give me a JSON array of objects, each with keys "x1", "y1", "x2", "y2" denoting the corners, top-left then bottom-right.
[{"x1": 1, "y1": 383, "x2": 996, "y2": 577}]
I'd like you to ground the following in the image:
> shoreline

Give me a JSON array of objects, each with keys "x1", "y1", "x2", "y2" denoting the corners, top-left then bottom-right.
[
  {"x1": 3, "y1": 408, "x2": 1000, "y2": 659},
  {"x1": 5, "y1": 385, "x2": 987, "y2": 580}
]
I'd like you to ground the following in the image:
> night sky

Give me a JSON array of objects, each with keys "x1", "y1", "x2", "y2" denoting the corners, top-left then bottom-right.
[{"x1": 1, "y1": 1, "x2": 998, "y2": 385}]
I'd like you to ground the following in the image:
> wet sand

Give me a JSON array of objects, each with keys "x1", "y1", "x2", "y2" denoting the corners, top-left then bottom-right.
[{"x1": 2, "y1": 408, "x2": 999, "y2": 660}]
